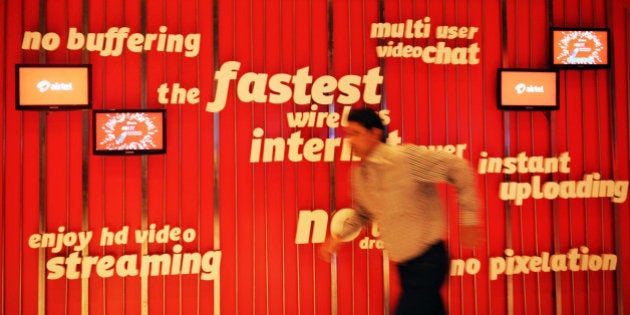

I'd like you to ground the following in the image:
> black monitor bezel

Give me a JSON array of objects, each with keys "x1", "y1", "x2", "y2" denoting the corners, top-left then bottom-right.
[
  {"x1": 549, "y1": 27, "x2": 611, "y2": 69},
  {"x1": 92, "y1": 109, "x2": 167, "y2": 156},
  {"x1": 497, "y1": 68, "x2": 560, "y2": 111},
  {"x1": 15, "y1": 64, "x2": 93, "y2": 110}
]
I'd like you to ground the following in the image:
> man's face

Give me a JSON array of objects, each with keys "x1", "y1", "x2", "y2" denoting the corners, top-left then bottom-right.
[{"x1": 344, "y1": 121, "x2": 382, "y2": 159}]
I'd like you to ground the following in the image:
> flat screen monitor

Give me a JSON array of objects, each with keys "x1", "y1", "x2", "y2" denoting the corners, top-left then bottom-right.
[
  {"x1": 498, "y1": 69, "x2": 559, "y2": 111},
  {"x1": 93, "y1": 109, "x2": 166, "y2": 155},
  {"x1": 550, "y1": 28, "x2": 610, "y2": 69},
  {"x1": 16, "y1": 64, "x2": 92, "y2": 110}
]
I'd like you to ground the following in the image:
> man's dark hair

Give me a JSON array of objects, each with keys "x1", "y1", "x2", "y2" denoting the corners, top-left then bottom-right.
[
  {"x1": 347, "y1": 107, "x2": 386, "y2": 142},
  {"x1": 347, "y1": 108, "x2": 384, "y2": 130}
]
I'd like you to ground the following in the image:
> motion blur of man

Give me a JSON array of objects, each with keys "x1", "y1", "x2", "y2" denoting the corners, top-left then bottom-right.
[{"x1": 320, "y1": 107, "x2": 481, "y2": 315}]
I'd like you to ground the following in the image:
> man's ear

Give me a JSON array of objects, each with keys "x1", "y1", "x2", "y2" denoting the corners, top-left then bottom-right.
[{"x1": 372, "y1": 128, "x2": 384, "y2": 142}]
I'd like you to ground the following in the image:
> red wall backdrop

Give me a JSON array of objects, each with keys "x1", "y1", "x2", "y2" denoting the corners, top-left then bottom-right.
[{"x1": 1, "y1": 0, "x2": 629, "y2": 314}]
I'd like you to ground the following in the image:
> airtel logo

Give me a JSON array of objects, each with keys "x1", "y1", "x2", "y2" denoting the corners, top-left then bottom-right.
[
  {"x1": 36, "y1": 80, "x2": 73, "y2": 93},
  {"x1": 515, "y1": 83, "x2": 544, "y2": 94}
]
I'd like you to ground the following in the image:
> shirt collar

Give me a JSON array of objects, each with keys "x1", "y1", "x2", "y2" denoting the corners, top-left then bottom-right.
[{"x1": 364, "y1": 143, "x2": 393, "y2": 165}]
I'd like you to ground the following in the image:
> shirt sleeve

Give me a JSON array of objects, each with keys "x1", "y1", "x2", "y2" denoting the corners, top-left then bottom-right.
[
  {"x1": 403, "y1": 145, "x2": 480, "y2": 226},
  {"x1": 335, "y1": 205, "x2": 372, "y2": 239}
]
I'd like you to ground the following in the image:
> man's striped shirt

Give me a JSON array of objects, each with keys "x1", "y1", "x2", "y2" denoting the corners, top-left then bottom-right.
[{"x1": 340, "y1": 143, "x2": 480, "y2": 262}]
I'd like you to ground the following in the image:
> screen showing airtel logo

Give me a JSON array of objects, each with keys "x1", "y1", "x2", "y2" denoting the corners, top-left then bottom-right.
[
  {"x1": 501, "y1": 71, "x2": 557, "y2": 107},
  {"x1": 18, "y1": 67, "x2": 90, "y2": 106}
]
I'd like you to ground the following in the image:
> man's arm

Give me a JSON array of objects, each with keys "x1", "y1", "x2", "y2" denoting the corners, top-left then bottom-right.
[
  {"x1": 405, "y1": 146, "x2": 482, "y2": 247},
  {"x1": 319, "y1": 206, "x2": 371, "y2": 261}
]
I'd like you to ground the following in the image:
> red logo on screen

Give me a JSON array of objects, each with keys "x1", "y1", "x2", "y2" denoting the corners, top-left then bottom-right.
[
  {"x1": 96, "y1": 113, "x2": 163, "y2": 151},
  {"x1": 36, "y1": 80, "x2": 73, "y2": 92},
  {"x1": 553, "y1": 31, "x2": 607, "y2": 65},
  {"x1": 514, "y1": 83, "x2": 544, "y2": 95}
]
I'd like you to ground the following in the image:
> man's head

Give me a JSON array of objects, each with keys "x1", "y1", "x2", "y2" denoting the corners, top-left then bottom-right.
[{"x1": 345, "y1": 107, "x2": 385, "y2": 159}]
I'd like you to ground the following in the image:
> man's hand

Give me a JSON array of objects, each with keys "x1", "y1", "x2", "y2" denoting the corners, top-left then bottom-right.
[
  {"x1": 319, "y1": 235, "x2": 341, "y2": 262},
  {"x1": 459, "y1": 225, "x2": 483, "y2": 248}
]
